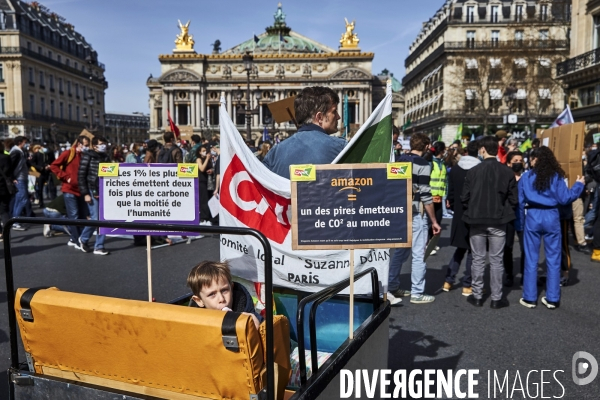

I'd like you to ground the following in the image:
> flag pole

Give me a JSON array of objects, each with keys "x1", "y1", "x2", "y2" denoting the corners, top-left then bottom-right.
[
  {"x1": 147, "y1": 235, "x2": 153, "y2": 302},
  {"x1": 349, "y1": 248, "x2": 355, "y2": 340}
]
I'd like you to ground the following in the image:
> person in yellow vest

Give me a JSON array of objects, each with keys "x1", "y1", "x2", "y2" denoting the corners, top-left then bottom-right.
[{"x1": 429, "y1": 141, "x2": 447, "y2": 255}]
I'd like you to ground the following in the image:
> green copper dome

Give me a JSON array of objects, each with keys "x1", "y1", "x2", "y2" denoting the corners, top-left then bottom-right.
[{"x1": 223, "y1": 3, "x2": 335, "y2": 55}]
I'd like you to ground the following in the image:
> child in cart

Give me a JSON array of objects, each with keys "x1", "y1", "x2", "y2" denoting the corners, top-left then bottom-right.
[{"x1": 187, "y1": 261, "x2": 262, "y2": 328}]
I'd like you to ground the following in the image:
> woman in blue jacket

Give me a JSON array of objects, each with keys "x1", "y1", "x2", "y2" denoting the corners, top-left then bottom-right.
[{"x1": 517, "y1": 147, "x2": 585, "y2": 310}]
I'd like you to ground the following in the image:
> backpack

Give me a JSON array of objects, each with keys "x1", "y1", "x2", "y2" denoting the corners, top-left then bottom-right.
[{"x1": 157, "y1": 145, "x2": 181, "y2": 163}]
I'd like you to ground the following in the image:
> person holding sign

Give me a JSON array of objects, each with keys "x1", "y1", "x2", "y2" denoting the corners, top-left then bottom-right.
[
  {"x1": 262, "y1": 86, "x2": 346, "y2": 179},
  {"x1": 388, "y1": 133, "x2": 442, "y2": 305},
  {"x1": 77, "y1": 137, "x2": 110, "y2": 255}
]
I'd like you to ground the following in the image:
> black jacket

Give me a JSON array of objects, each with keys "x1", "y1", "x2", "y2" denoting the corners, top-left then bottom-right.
[
  {"x1": 461, "y1": 158, "x2": 518, "y2": 226},
  {"x1": 448, "y1": 156, "x2": 480, "y2": 249},
  {"x1": 78, "y1": 150, "x2": 110, "y2": 197},
  {"x1": 0, "y1": 153, "x2": 14, "y2": 196}
]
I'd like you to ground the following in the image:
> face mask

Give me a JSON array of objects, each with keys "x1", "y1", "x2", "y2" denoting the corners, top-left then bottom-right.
[
  {"x1": 511, "y1": 163, "x2": 524, "y2": 173},
  {"x1": 477, "y1": 154, "x2": 484, "y2": 161},
  {"x1": 210, "y1": 150, "x2": 217, "y2": 156},
  {"x1": 593, "y1": 146, "x2": 598, "y2": 151},
  {"x1": 82, "y1": 146, "x2": 89, "y2": 152},
  {"x1": 200, "y1": 152, "x2": 207, "y2": 157},
  {"x1": 96, "y1": 144, "x2": 107, "y2": 153},
  {"x1": 41, "y1": 147, "x2": 47, "y2": 152}
]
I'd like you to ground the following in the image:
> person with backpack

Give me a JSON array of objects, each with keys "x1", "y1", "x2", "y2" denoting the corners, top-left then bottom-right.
[
  {"x1": 184, "y1": 135, "x2": 202, "y2": 164},
  {"x1": 157, "y1": 132, "x2": 183, "y2": 164},
  {"x1": 586, "y1": 143, "x2": 600, "y2": 262},
  {"x1": 50, "y1": 135, "x2": 90, "y2": 248}
]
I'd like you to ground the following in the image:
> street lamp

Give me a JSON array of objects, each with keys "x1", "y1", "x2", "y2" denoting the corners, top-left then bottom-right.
[
  {"x1": 235, "y1": 57, "x2": 260, "y2": 141},
  {"x1": 529, "y1": 118, "x2": 537, "y2": 138}
]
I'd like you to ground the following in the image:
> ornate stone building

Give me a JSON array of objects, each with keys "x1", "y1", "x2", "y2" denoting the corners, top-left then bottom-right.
[
  {"x1": 147, "y1": 4, "x2": 403, "y2": 141},
  {"x1": 403, "y1": 0, "x2": 570, "y2": 143},
  {"x1": 557, "y1": 0, "x2": 600, "y2": 142},
  {"x1": 0, "y1": 0, "x2": 107, "y2": 142}
]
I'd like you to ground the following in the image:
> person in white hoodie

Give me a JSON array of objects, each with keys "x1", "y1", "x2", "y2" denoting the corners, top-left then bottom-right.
[{"x1": 442, "y1": 140, "x2": 481, "y2": 295}]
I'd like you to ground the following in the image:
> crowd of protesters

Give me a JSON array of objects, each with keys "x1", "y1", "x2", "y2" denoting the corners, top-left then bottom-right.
[{"x1": 387, "y1": 129, "x2": 597, "y2": 310}]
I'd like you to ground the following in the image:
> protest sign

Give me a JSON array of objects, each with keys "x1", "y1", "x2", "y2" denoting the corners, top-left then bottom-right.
[
  {"x1": 291, "y1": 163, "x2": 412, "y2": 250},
  {"x1": 99, "y1": 163, "x2": 199, "y2": 235}
]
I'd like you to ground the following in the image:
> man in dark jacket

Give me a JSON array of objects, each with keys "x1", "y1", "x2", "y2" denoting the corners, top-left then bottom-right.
[
  {"x1": 9, "y1": 136, "x2": 31, "y2": 230},
  {"x1": 443, "y1": 140, "x2": 480, "y2": 295},
  {"x1": 78, "y1": 136, "x2": 110, "y2": 255},
  {"x1": 587, "y1": 146, "x2": 600, "y2": 262},
  {"x1": 461, "y1": 136, "x2": 517, "y2": 308}
]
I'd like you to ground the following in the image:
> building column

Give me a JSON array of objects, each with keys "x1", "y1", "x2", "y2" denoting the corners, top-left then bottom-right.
[
  {"x1": 227, "y1": 91, "x2": 233, "y2": 118},
  {"x1": 190, "y1": 91, "x2": 196, "y2": 127},
  {"x1": 355, "y1": 102, "x2": 359, "y2": 124},
  {"x1": 187, "y1": 104, "x2": 191, "y2": 126},
  {"x1": 175, "y1": 102, "x2": 179, "y2": 125},
  {"x1": 195, "y1": 91, "x2": 201, "y2": 128},
  {"x1": 162, "y1": 90, "x2": 167, "y2": 130},
  {"x1": 337, "y1": 90, "x2": 343, "y2": 124},
  {"x1": 358, "y1": 90, "x2": 364, "y2": 124},
  {"x1": 169, "y1": 91, "x2": 175, "y2": 122},
  {"x1": 200, "y1": 87, "x2": 206, "y2": 124},
  {"x1": 259, "y1": 102, "x2": 263, "y2": 126}
]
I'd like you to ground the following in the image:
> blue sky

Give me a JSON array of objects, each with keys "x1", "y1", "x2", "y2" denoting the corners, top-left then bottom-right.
[{"x1": 41, "y1": 0, "x2": 443, "y2": 113}]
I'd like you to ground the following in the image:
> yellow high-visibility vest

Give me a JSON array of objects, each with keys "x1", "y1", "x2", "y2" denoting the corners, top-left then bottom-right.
[{"x1": 430, "y1": 158, "x2": 447, "y2": 197}]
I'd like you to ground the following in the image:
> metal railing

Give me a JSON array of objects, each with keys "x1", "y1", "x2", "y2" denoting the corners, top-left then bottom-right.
[
  {"x1": 557, "y1": 47, "x2": 600, "y2": 77},
  {"x1": 446, "y1": 40, "x2": 568, "y2": 50},
  {"x1": 0, "y1": 112, "x2": 90, "y2": 128},
  {"x1": 0, "y1": 46, "x2": 106, "y2": 85}
]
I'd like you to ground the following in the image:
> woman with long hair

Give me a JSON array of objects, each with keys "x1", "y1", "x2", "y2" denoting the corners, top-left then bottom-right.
[
  {"x1": 503, "y1": 151, "x2": 525, "y2": 287},
  {"x1": 517, "y1": 147, "x2": 584, "y2": 309},
  {"x1": 257, "y1": 142, "x2": 271, "y2": 162},
  {"x1": 143, "y1": 140, "x2": 159, "y2": 163}
]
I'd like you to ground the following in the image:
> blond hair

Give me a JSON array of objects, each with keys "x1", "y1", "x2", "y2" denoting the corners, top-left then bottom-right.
[{"x1": 187, "y1": 261, "x2": 232, "y2": 297}]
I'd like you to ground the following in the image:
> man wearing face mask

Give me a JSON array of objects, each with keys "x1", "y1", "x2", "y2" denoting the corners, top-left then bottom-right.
[
  {"x1": 263, "y1": 86, "x2": 346, "y2": 179},
  {"x1": 77, "y1": 137, "x2": 110, "y2": 255},
  {"x1": 50, "y1": 135, "x2": 90, "y2": 248}
]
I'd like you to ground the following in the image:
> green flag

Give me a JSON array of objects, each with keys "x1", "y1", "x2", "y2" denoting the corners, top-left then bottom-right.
[
  {"x1": 519, "y1": 138, "x2": 532, "y2": 152},
  {"x1": 334, "y1": 81, "x2": 394, "y2": 164},
  {"x1": 455, "y1": 123, "x2": 463, "y2": 141}
]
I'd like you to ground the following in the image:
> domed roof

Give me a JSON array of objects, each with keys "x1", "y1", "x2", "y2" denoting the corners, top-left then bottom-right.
[
  {"x1": 222, "y1": 3, "x2": 336, "y2": 55},
  {"x1": 224, "y1": 31, "x2": 335, "y2": 55}
]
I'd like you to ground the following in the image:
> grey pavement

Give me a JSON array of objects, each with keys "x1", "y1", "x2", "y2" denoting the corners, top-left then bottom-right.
[{"x1": 0, "y1": 216, "x2": 599, "y2": 399}]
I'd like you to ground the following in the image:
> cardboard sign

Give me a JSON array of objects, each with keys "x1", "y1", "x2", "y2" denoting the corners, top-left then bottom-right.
[
  {"x1": 99, "y1": 163, "x2": 199, "y2": 235},
  {"x1": 291, "y1": 163, "x2": 412, "y2": 250}
]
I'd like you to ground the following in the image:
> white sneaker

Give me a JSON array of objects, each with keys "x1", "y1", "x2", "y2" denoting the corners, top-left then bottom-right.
[
  {"x1": 585, "y1": 234, "x2": 593, "y2": 241},
  {"x1": 199, "y1": 220, "x2": 212, "y2": 226},
  {"x1": 43, "y1": 224, "x2": 52, "y2": 238},
  {"x1": 430, "y1": 249, "x2": 437, "y2": 256},
  {"x1": 67, "y1": 240, "x2": 80, "y2": 250},
  {"x1": 386, "y1": 292, "x2": 402, "y2": 305}
]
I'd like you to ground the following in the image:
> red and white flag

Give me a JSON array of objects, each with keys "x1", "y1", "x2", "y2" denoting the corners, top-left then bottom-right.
[{"x1": 218, "y1": 98, "x2": 389, "y2": 292}]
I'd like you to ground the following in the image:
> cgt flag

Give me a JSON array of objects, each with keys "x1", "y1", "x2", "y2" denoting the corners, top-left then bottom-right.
[
  {"x1": 218, "y1": 97, "x2": 390, "y2": 292},
  {"x1": 167, "y1": 110, "x2": 180, "y2": 139}
]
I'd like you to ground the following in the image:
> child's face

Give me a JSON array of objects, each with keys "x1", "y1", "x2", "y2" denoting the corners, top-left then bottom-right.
[{"x1": 192, "y1": 276, "x2": 233, "y2": 310}]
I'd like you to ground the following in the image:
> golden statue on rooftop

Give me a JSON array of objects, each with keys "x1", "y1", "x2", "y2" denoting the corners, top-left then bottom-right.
[
  {"x1": 174, "y1": 20, "x2": 195, "y2": 52},
  {"x1": 340, "y1": 18, "x2": 359, "y2": 49}
]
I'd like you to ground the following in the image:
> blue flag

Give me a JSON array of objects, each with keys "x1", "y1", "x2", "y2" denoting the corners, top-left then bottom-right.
[
  {"x1": 279, "y1": 32, "x2": 288, "y2": 43},
  {"x1": 262, "y1": 126, "x2": 271, "y2": 143}
]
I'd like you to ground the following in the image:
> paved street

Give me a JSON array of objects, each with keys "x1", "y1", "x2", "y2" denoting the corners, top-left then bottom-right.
[{"x1": 0, "y1": 217, "x2": 598, "y2": 398}]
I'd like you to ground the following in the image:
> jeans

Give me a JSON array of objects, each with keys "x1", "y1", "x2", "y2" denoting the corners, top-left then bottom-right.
[
  {"x1": 445, "y1": 248, "x2": 472, "y2": 287},
  {"x1": 470, "y1": 224, "x2": 506, "y2": 301},
  {"x1": 585, "y1": 190, "x2": 598, "y2": 234},
  {"x1": 42, "y1": 208, "x2": 70, "y2": 234},
  {"x1": 80, "y1": 196, "x2": 105, "y2": 250},
  {"x1": 63, "y1": 193, "x2": 87, "y2": 244},
  {"x1": 12, "y1": 178, "x2": 30, "y2": 220},
  {"x1": 504, "y1": 221, "x2": 524, "y2": 278},
  {"x1": 388, "y1": 210, "x2": 429, "y2": 296}
]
